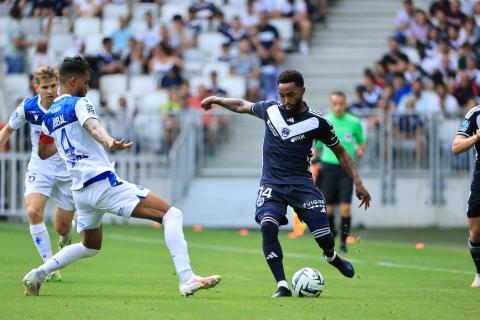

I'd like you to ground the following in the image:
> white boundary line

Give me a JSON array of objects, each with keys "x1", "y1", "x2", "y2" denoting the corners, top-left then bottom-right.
[{"x1": 375, "y1": 261, "x2": 472, "y2": 275}]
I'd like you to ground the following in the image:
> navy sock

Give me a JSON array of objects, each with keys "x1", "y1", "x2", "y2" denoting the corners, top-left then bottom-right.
[
  {"x1": 469, "y1": 239, "x2": 480, "y2": 274},
  {"x1": 341, "y1": 217, "x2": 351, "y2": 244},
  {"x1": 310, "y1": 226, "x2": 335, "y2": 258},
  {"x1": 260, "y1": 218, "x2": 286, "y2": 284},
  {"x1": 328, "y1": 214, "x2": 336, "y2": 237}
]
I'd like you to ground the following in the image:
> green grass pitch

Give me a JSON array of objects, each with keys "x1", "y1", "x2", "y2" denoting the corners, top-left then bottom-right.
[{"x1": 0, "y1": 222, "x2": 477, "y2": 320}]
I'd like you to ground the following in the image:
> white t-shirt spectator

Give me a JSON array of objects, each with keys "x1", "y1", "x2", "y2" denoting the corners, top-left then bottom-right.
[
  {"x1": 274, "y1": 0, "x2": 307, "y2": 17},
  {"x1": 461, "y1": 0, "x2": 476, "y2": 16},
  {"x1": 430, "y1": 93, "x2": 460, "y2": 117},
  {"x1": 135, "y1": 23, "x2": 160, "y2": 51},
  {"x1": 31, "y1": 53, "x2": 55, "y2": 74},
  {"x1": 395, "y1": 8, "x2": 414, "y2": 34}
]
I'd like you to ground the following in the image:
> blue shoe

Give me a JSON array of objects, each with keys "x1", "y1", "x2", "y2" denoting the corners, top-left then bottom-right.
[{"x1": 324, "y1": 252, "x2": 355, "y2": 278}]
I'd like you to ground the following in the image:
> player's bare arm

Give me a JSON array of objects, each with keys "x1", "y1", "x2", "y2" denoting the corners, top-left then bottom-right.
[
  {"x1": 38, "y1": 134, "x2": 58, "y2": 160},
  {"x1": 452, "y1": 130, "x2": 480, "y2": 155},
  {"x1": 331, "y1": 143, "x2": 371, "y2": 209},
  {"x1": 83, "y1": 118, "x2": 133, "y2": 151},
  {"x1": 201, "y1": 96, "x2": 254, "y2": 114},
  {"x1": 0, "y1": 125, "x2": 14, "y2": 147}
]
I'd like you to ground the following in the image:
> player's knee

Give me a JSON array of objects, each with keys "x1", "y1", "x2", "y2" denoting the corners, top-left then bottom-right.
[
  {"x1": 260, "y1": 216, "x2": 279, "y2": 232},
  {"x1": 163, "y1": 207, "x2": 182, "y2": 223},
  {"x1": 54, "y1": 223, "x2": 70, "y2": 236},
  {"x1": 26, "y1": 205, "x2": 44, "y2": 223}
]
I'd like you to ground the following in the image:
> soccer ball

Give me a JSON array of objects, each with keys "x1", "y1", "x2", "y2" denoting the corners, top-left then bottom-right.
[{"x1": 291, "y1": 267, "x2": 324, "y2": 297}]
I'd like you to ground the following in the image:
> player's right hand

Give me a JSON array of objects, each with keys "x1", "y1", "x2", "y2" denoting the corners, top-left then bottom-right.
[
  {"x1": 201, "y1": 96, "x2": 218, "y2": 111},
  {"x1": 108, "y1": 139, "x2": 133, "y2": 151}
]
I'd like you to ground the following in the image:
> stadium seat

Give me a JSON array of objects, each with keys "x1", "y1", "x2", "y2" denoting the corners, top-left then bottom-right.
[
  {"x1": 85, "y1": 89, "x2": 101, "y2": 109},
  {"x1": 100, "y1": 74, "x2": 128, "y2": 97},
  {"x1": 228, "y1": 0, "x2": 247, "y2": 6},
  {"x1": 102, "y1": 3, "x2": 129, "y2": 19},
  {"x1": 138, "y1": 91, "x2": 169, "y2": 112},
  {"x1": 106, "y1": 92, "x2": 135, "y2": 112},
  {"x1": 188, "y1": 76, "x2": 209, "y2": 95},
  {"x1": 202, "y1": 62, "x2": 230, "y2": 78},
  {"x1": 21, "y1": 18, "x2": 43, "y2": 42},
  {"x1": 134, "y1": 113, "x2": 163, "y2": 152},
  {"x1": 223, "y1": 5, "x2": 243, "y2": 21},
  {"x1": 270, "y1": 18, "x2": 294, "y2": 51},
  {"x1": 48, "y1": 33, "x2": 74, "y2": 58},
  {"x1": 182, "y1": 48, "x2": 209, "y2": 75},
  {"x1": 4, "y1": 74, "x2": 30, "y2": 97},
  {"x1": 132, "y1": 3, "x2": 159, "y2": 19},
  {"x1": 161, "y1": 3, "x2": 189, "y2": 21},
  {"x1": 102, "y1": 18, "x2": 120, "y2": 35},
  {"x1": 85, "y1": 34, "x2": 104, "y2": 55},
  {"x1": 198, "y1": 32, "x2": 225, "y2": 57},
  {"x1": 219, "y1": 76, "x2": 246, "y2": 98},
  {"x1": 47, "y1": 17, "x2": 70, "y2": 34},
  {"x1": 129, "y1": 75, "x2": 157, "y2": 97},
  {"x1": 0, "y1": 17, "x2": 7, "y2": 49},
  {"x1": 74, "y1": 18, "x2": 101, "y2": 39}
]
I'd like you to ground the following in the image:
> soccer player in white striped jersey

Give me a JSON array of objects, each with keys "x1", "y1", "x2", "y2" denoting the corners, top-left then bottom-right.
[
  {"x1": 21, "y1": 56, "x2": 220, "y2": 297},
  {"x1": 0, "y1": 67, "x2": 75, "y2": 282}
]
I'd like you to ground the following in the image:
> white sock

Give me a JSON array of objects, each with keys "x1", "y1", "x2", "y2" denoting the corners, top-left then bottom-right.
[
  {"x1": 29, "y1": 222, "x2": 53, "y2": 262},
  {"x1": 37, "y1": 243, "x2": 98, "y2": 279},
  {"x1": 277, "y1": 280, "x2": 289, "y2": 289},
  {"x1": 162, "y1": 207, "x2": 194, "y2": 283}
]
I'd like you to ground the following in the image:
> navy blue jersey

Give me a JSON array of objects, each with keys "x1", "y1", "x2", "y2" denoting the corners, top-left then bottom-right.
[
  {"x1": 457, "y1": 105, "x2": 480, "y2": 171},
  {"x1": 251, "y1": 100, "x2": 339, "y2": 185}
]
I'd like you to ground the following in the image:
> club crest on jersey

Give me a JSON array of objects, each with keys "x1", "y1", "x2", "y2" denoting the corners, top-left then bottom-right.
[
  {"x1": 460, "y1": 119, "x2": 470, "y2": 132},
  {"x1": 256, "y1": 196, "x2": 265, "y2": 207},
  {"x1": 281, "y1": 127, "x2": 290, "y2": 138},
  {"x1": 86, "y1": 104, "x2": 95, "y2": 115},
  {"x1": 34, "y1": 114, "x2": 39, "y2": 121}
]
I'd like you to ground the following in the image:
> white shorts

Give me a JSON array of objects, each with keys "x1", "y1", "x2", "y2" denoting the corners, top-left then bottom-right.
[
  {"x1": 24, "y1": 169, "x2": 75, "y2": 211},
  {"x1": 73, "y1": 173, "x2": 150, "y2": 233}
]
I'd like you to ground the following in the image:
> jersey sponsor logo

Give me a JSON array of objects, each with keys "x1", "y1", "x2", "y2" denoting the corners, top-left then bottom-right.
[
  {"x1": 86, "y1": 104, "x2": 95, "y2": 115},
  {"x1": 27, "y1": 175, "x2": 36, "y2": 182},
  {"x1": 66, "y1": 154, "x2": 89, "y2": 168},
  {"x1": 256, "y1": 196, "x2": 265, "y2": 207},
  {"x1": 267, "y1": 106, "x2": 319, "y2": 140},
  {"x1": 53, "y1": 114, "x2": 67, "y2": 129},
  {"x1": 34, "y1": 114, "x2": 39, "y2": 121},
  {"x1": 460, "y1": 119, "x2": 470, "y2": 132},
  {"x1": 287, "y1": 117, "x2": 294, "y2": 123},
  {"x1": 290, "y1": 134, "x2": 305, "y2": 143},
  {"x1": 266, "y1": 119, "x2": 279, "y2": 137},
  {"x1": 302, "y1": 199, "x2": 325, "y2": 210}
]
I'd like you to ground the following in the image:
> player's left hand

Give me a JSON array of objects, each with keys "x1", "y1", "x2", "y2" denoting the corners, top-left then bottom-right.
[
  {"x1": 108, "y1": 139, "x2": 133, "y2": 151},
  {"x1": 355, "y1": 183, "x2": 371, "y2": 210}
]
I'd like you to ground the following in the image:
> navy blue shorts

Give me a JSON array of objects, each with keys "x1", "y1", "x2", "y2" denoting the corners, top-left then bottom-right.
[
  {"x1": 254, "y1": 182, "x2": 329, "y2": 226},
  {"x1": 468, "y1": 172, "x2": 480, "y2": 218}
]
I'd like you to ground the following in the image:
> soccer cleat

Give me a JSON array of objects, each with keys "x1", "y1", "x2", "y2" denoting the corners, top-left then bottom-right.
[
  {"x1": 471, "y1": 274, "x2": 480, "y2": 288},
  {"x1": 45, "y1": 270, "x2": 62, "y2": 282},
  {"x1": 324, "y1": 252, "x2": 355, "y2": 278},
  {"x1": 22, "y1": 269, "x2": 42, "y2": 296},
  {"x1": 271, "y1": 286, "x2": 292, "y2": 298},
  {"x1": 179, "y1": 275, "x2": 221, "y2": 297},
  {"x1": 58, "y1": 221, "x2": 75, "y2": 250}
]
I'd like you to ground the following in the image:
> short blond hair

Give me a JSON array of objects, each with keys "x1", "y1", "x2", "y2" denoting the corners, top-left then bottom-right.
[{"x1": 33, "y1": 66, "x2": 58, "y2": 85}]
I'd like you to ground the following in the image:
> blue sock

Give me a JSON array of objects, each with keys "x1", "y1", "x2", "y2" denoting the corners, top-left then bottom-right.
[{"x1": 260, "y1": 217, "x2": 286, "y2": 286}]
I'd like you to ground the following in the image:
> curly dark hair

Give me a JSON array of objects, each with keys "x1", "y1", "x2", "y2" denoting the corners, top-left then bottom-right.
[
  {"x1": 59, "y1": 56, "x2": 91, "y2": 83},
  {"x1": 277, "y1": 69, "x2": 304, "y2": 87}
]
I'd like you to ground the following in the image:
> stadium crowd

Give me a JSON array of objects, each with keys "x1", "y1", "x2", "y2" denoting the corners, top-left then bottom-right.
[{"x1": 0, "y1": 0, "x2": 329, "y2": 154}]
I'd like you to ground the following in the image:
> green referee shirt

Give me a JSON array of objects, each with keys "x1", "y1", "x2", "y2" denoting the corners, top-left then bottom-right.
[{"x1": 317, "y1": 112, "x2": 366, "y2": 165}]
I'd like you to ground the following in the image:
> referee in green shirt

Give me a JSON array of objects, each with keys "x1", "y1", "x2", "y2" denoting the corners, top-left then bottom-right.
[{"x1": 314, "y1": 91, "x2": 367, "y2": 253}]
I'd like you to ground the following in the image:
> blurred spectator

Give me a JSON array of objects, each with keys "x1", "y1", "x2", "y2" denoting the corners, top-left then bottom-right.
[
  {"x1": 74, "y1": 0, "x2": 101, "y2": 17},
  {"x1": 457, "y1": 42, "x2": 474, "y2": 69},
  {"x1": 135, "y1": 11, "x2": 160, "y2": 51},
  {"x1": 350, "y1": 87, "x2": 372, "y2": 112},
  {"x1": 431, "y1": 54, "x2": 457, "y2": 85},
  {"x1": 431, "y1": 82, "x2": 460, "y2": 117},
  {"x1": 65, "y1": 39, "x2": 86, "y2": 58},
  {"x1": 394, "y1": 0, "x2": 415, "y2": 45},
  {"x1": 359, "y1": 72, "x2": 383, "y2": 108},
  {"x1": 111, "y1": 16, "x2": 132, "y2": 55},
  {"x1": 459, "y1": 16, "x2": 479, "y2": 45},
  {"x1": 431, "y1": 8, "x2": 449, "y2": 38},
  {"x1": 474, "y1": 1, "x2": 480, "y2": 25},
  {"x1": 159, "y1": 24, "x2": 179, "y2": 50},
  {"x1": 208, "y1": 71, "x2": 227, "y2": 97},
  {"x1": 398, "y1": 79, "x2": 430, "y2": 113},
  {"x1": 392, "y1": 73, "x2": 411, "y2": 105},
  {"x1": 374, "y1": 61, "x2": 389, "y2": 88},
  {"x1": 381, "y1": 37, "x2": 409, "y2": 74},
  {"x1": 148, "y1": 45, "x2": 184, "y2": 83},
  {"x1": 214, "y1": 11, "x2": 232, "y2": 41},
  {"x1": 452, "y1": 70, "x2": 479, "y2": 105},
  {"x1": 447, "y1": 25, "x2": 463, "y2": 50},
  {"x1": 407, "y1": 9, "x2": 430, "y2": 45},
  {"x1": 159, "y1": 65, "x2": 183, "y2": 89},
  {"x1": 447, "y1": 0, "x2": 467, "y2": 27},
  {"x1": 31, "y1": 40, "x2": 55, "y2": 74},
  {"x1": 430, "y1": 0, "x2": 451, "y2": 16},
  {"x1": 160, "y1": 89, "x2": 182, "y2": 153},
  {"x1": 218, "y1": 43, "x2": 234, "y2": 63},
  {"x1": 170, "y1": 15, "x2": 195, "y2": 50},
  {"x1": 272, "y1": 0, "x2": 312, "y2": 54},
  {"x1": 189, "y1": 0, "x2": 219, "y2": 20},
  {"x1": 162, "y1": 88, "x2": 182, "y2": 113},
  {"x1": 230, "y1": 38, "x2": 261, "y2": 100},
  {"x1": 464, "y1": 56, "x2": 480, "y2": 85},
  {"x1": 404, "y1": 62, "x2": 422, "y2": 83},
  {"x1": 186, "y1": 7, "x2": 202, "y2": 37},
  {"x1": 105, "y1": 95, "x2": 138, "y2": 144},
  {"x1": 32, "y1": 0, "x2": 69, "y2": 17},
  {"x1": 225, "y1": 16, "x2": 249, "y2": 45},
  {"x1": 123, "y1": 39, "x2": 147, "y2": 75},
  {"x1": 5, "y1": 6, "x2": 32, "y2": 74},
  {"x1": 97, "y1": 37, "x2": 124, "y2": 75},
  {"x1": 461, "y1": 0, "x2": 476, "y2": 16},
  {"x1": 241, "y1": 0, "x2": 260, "y2": 28}
]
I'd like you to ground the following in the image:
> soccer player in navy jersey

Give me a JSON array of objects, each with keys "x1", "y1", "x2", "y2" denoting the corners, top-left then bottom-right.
[
  {"x1": 201, "y1": 69, "x2": 371, "y2": 297},
  {"x1": 452, "y1": 105, "x2": 480, "y2": 287}
]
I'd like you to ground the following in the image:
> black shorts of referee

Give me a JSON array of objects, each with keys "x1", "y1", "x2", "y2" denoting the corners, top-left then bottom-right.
[{"x1": 315, "y1": 162, "x2": 353, "y2": 205}]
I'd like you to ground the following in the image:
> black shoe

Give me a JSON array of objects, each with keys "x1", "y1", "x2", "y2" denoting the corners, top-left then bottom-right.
[
  {"x1": 325, "y1": 253, "x2": 355, "y2": 278},
  {"x1": 271, "y1": 286, "x2": 292, "y2": 298},
  {"x1": 340, "y1": 243, "x2": 348, "y2": 254}
]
